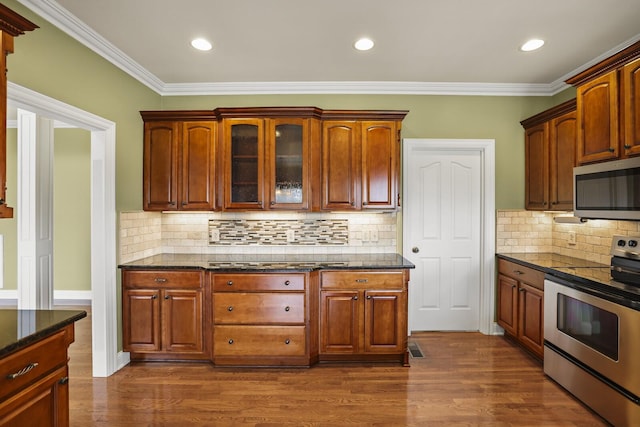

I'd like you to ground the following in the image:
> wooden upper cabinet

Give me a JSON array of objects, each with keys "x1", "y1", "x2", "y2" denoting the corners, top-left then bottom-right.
[
  {"x1": 0, "y1": 5, "x2": 38, "y2": 219},
  {"x1": 524, "y1": 123, "x2": 549, "y2": 210},
  {"x1": 321, "y1": 121, "x2": 361, "y2": 210},
  {"x1": 549, "y1": 110, "x2": 577, "y2": 210},
  {"x1": 575, "y1": 71, "x2": 619, "y2": 164},
  {"x1": 361, "y1": 121, "x2": 398, "y2": 209},
  {"x1": 622, "y1": 57, "x2": 640, "y2": 156},
  {"x1": 141, "y1": 107, "x2": 407, "y2": 212},
  {"x1": 521, "y1": 99, "x2": 576, "y2": 211},
  {"x1": 566, "y1": 40, "x2": 640, "y2": 164},
  {"x1": 142, "y1": 111, "x2": 217, "y2": 211},
  {"x1": 143, "y1": 121, "x2": 179, "y2": 210}
]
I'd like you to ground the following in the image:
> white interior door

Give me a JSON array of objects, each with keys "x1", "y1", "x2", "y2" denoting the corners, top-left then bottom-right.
[{"x1": 404, "y1": 141, "x2": 483, "y2": 331}]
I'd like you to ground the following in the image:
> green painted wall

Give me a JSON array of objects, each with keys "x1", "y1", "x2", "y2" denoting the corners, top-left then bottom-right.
[{"x1": 0, "y1": 0, "x2": 575, "y2": 295}]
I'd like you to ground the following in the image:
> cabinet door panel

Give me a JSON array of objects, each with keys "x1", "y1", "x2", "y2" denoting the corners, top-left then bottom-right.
[
  {"x1": 364, "y1": 290, "x2": 405, "y2": 352},
  {"x1": 322, "y1": 121, "x2": 360, "y2": 210},
  {"x1": 549, "y1": 111, "x2": 576, "y2": 210},
  {"x1": 361, "y1": 121, "x2": 397, "y2": 209},
  {"x1": 576, "y1": 72, "x2": 619, "y2": 164},
  {"x1": 181, "y1": 122, "x2": 215, "y2": 210},
  {"x1": 268, "y1": 119, "x2": 310, "y2": 210},
  {"x1": 0, "y1": 366, "x2": 68, "y2": 427},
  {"x1": 224, "y1": 119, "x2": 265, "y2": 209},
  {"x1": 524, "y1": 123, "x2": 549, "y2": 210},
  {"x1": 497, "y1": 275, "x2": 518, "y2": 336},
  {"x1": 518, "y1": 283, "x2": 544, "y2": 358},
  {"x1": 623, "y1": 57, "x2": 640, "y2": 156},
  {"x1": 123, "y1": 289, "x2": 161, "y2": 352},
  {"x1": 143, "y1": 122, "x2": 179, "y2": 210},
  {"x1": 163, "y1": 289, "x2": 203, "y2": 353},
  {"x1": 320, "y1": 291, "x2": 360, "y2": 353}
]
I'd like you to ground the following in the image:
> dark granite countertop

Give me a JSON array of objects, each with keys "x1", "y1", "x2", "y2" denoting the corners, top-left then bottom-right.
[
  {"x1": 0, "y1": 309, "x2": 87, "y2": 358},
  {"x1": 119, "y1": 253, "x2": 415, "y2": 272},
  {"x1": 497, "y1": 252, "x2": 608, "y2": 270}
]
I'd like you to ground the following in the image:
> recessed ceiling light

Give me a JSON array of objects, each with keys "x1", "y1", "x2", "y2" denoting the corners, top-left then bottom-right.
[
  {"x1": 191, "y1": 38, "x2": 212, "y2": 51},
  {"x1": 354, "y1": 38, "x2": 374, "y2": 51},
  {"x1": 520, "y1": 39, "x2": 545, "y2": 52}
]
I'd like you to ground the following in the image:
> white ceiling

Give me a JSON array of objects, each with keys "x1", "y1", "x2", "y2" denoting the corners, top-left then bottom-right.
[{"x1": 16, "y1": 0, "x2": 640, "y2": 96}]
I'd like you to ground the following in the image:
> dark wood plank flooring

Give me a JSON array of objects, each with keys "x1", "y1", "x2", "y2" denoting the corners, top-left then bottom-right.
[{"x1": 66, "y1": 308, "x2": 607, "y2": 426}]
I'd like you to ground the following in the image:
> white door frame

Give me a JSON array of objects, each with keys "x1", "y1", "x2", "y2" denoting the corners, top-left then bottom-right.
[
  {"x1": 403, "y1": 138, "x2": 498, "y2": 335},
  {"x1": 8, "y1": 82, "x2": 125, "y2": 376}
]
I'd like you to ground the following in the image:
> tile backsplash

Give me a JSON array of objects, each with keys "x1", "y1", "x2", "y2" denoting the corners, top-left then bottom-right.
[
  {"x1": 120, "y1": 211, "x2": 398, "y2": 263},
  {"x1": 497, "y1": 209, "x2": 640, "y2": 264}
]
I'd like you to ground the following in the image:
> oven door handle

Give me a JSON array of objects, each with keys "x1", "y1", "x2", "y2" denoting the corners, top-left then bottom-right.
[{"x1": 611, "y1": 265, "x2": 640, "y2": 274}]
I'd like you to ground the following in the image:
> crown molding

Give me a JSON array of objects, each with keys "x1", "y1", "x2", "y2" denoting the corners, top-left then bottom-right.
[{"x1": 17, "y1": 0, "x2": 635, "y2": 97}]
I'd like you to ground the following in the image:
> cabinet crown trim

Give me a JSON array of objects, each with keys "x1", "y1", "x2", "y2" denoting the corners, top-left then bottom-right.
[
  {"x1": 566, "y1": 40, "x2": 640, "y2": 87},
  {"x1": 520, "y1": 98, "x2": 576, "y2": 128}
]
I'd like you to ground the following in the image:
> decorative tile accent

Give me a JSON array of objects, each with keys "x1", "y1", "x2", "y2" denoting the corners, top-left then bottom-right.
[{"x1": 208, "y1": 219, "x2": 349, "y2": 245}]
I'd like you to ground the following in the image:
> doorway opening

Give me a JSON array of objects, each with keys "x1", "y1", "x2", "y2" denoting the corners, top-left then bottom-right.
[{"x1": 8, "y1": 82, "x2": 120, "y2": 376}]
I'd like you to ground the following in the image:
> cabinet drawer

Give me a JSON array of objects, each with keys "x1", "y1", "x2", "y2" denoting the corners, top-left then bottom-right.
[
  {"x1": 0, "y1": 329, "x2": 67, "y2": 401},
  {"x1": 321, "y1": 270, "x2": 405, "y2": 289},
  {"x1": 214, "y1": 293, "x2": 305, "y2": 324},
  {"x1": 497, "y1": 259, "x2": 545, "y2": 290},
  {"x1": 123, "y1": 269, "x2": 203, "y2": 289},
  {"x1": 213, "y1": 273, "x2": 305, "y2": 291},
  {"x1": 213, "y1": 325, "x2": 306, "y2": 356}
]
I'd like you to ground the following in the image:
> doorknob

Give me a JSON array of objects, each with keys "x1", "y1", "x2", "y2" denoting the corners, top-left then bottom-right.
[{"x1": 412, "y1": 247, "x2": 419, "y2": 253}]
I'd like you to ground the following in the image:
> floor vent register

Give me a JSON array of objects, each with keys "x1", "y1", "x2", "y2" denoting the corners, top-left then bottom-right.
[{"x1": 407, "y1": 342, "x2": 424, "y2": 358}]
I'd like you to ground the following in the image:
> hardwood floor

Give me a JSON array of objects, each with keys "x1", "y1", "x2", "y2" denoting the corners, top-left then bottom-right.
[{"x1": 66, "y1": 308, "x2": 607, "y2": 426}]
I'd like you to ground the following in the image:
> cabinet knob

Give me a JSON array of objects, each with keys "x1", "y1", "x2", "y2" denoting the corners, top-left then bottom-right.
[
  {"x1": 625, "y1": 144, "x2": 632, "y2": 149},
  {"x1": 519, "y1": 288, "x2": 525, "y2": 293},
  {"x1": 227, "y1": 280, "x2": 233, "y2": 286},
  {"x1": 363, "y1": 202, "x2": 368, "y2": 206},
  {"x1": 59, "y1": 376, "x2": 69, "y2": 385},
  {"x1": 151, "y1": 294, "x2": 158, "y2": 300},
  {"x1": 608, "y1": 147, "x2": 615, "y2": 152},
  {"x1": 353, "y1": 295, "x2": 359, "y2": 300},
  {"x1": 284, "y1": 306, "x2": 290, "y2": 312},
  {"x1": 366, "y1": 295, "x2": 372, "y2": 299},
  {"x1": 164, "y1": 295, "x2": 171, "y2": 300},
  {"x1": 227, "y1": 306, "x2": 233, "y2": 312},
  {"x1": 228, "y1": 339, "x2": 234, "y2": 345},
  {"x1": 270, "y1": 201, "x2": 275, "y2": 206},
  {"x1": 284, "y1": 280, "x2": 290, "y2": 286},
  {"x1": 285, "y1": 339, "x2": 291, "y2": 345}
]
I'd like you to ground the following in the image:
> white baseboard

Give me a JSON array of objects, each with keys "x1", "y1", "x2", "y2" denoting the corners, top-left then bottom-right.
[
  {"x1": 0, "y1": 289, "x2": 92, "y2": 306},
  {"x1": 117, "y1": 351, "x2": 131, "y2": 371}
]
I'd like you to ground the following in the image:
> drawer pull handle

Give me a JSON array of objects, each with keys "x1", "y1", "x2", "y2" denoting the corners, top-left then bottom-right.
[
  {"x1": 227, "y1": 306, "x2": 233, "y2": 312},
  {"x1": 59, "y1": 376, "x2": 69, "y2": 385},
  {"x1": 227, "y1": 280, "x2": 233, "y2": 286},
  {"x1": 228, "y1": 339, "x2": 234, "y2": 344},
  {"x1": 154, "y1": 278, "x2": 167, "y2": 283},
  {"x1": 285, "y1": 339, "x2": 291, "y2": 345},
  {"x1": 513, "y1": 270, "x2": 524, "y2": 275},
  {"x1": 7, "y1": 362, "x2": 39, "y2": 380},
  {"x1": 284, "y1": 306, "x2": 290, "y2": 312},
  {"x1": 284, "y1": 280, "x2": 290, "y2": 286},
  {"x1": 355, "y1": 279, "x2": 368, "y2": 283}
]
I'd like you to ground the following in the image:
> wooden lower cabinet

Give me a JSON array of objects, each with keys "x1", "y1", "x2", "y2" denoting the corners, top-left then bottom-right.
[
  {"x1": 0, "y1": 326, "x2": 75, "y2": 427},
  {"x1": 497, "y1": 258, "x2": 544, "y2": 359},
  {"x1": 122, "y1": 269, "x2": 207, "y2": 361},
  {"x1": 211, "y1": 272, "x2": 318, "y2": 366},
  {"x1": 319, "y1": 270, "x2": 409, "y2": 364}
]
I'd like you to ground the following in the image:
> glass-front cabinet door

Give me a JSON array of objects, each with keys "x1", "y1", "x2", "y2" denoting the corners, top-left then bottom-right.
[
  {"x1": 223, "y1": 118, "x2": 265, "y2": 209},
  {"x1": 268, "y1": 118, "x2": 309, "y2": 210}
]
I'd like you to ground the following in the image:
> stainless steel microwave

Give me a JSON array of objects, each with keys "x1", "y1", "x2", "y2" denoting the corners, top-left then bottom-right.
[{"x1": 574, "y1": 156, "x2": 640, "y2": 220}]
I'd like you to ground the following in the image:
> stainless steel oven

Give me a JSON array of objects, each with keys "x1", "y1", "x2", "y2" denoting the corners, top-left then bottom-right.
[{"x1": 544, "y1": 246, "x2": 640, "y2": 426}]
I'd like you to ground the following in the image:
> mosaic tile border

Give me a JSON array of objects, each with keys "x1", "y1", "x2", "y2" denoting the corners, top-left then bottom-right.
[{"x1": 208, "y1": 219, "x2": 349, "y2": 246}]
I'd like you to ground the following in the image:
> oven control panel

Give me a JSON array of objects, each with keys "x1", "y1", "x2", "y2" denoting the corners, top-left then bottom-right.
[{"x1": 611, "y1": 235, "x2": 640, "y2": 259}]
